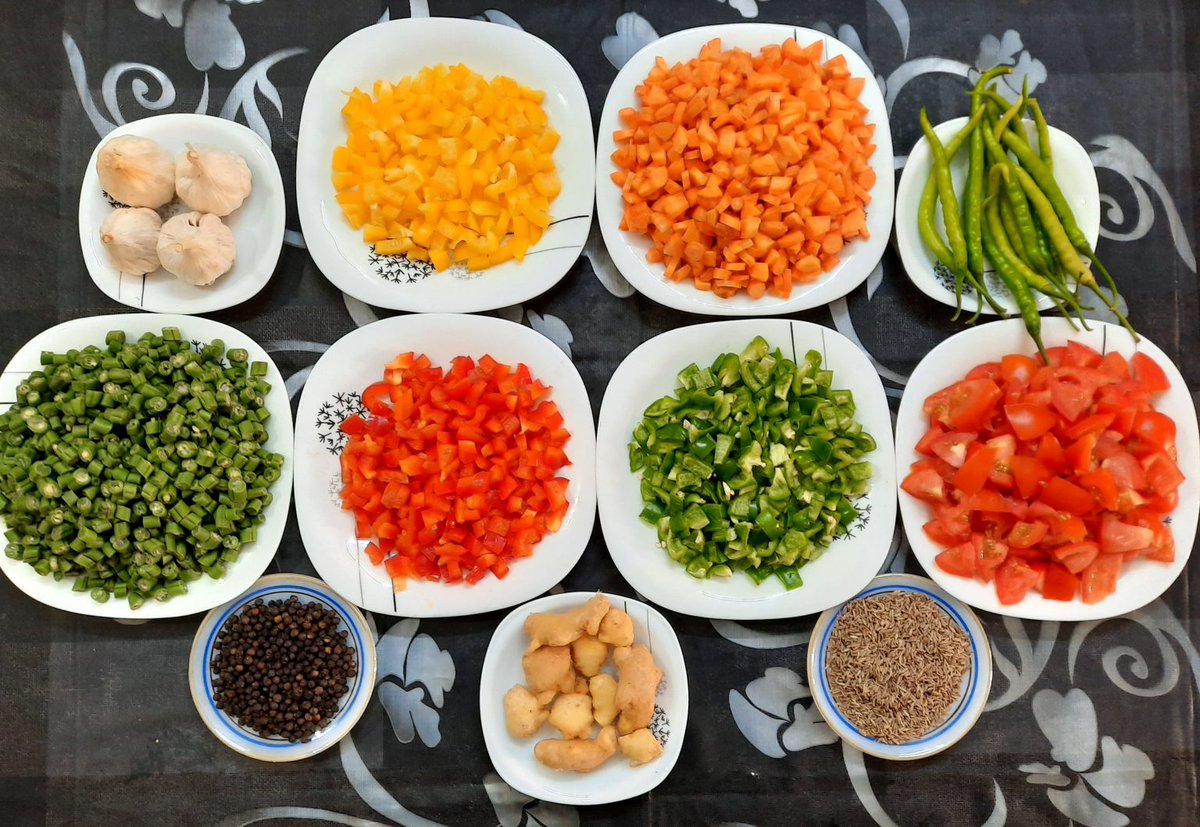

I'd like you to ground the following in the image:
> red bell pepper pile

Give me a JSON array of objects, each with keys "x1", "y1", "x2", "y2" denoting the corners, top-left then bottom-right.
[{"x1": 339, "y1": 352, "x2": 571, "y2": 589}]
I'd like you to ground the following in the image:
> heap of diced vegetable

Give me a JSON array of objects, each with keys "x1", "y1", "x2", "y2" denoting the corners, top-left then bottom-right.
[
  {"x1": 333, "y1": 64, "x2": 562, "y2": 271},
  {"x1": 629, "y1": 336, "x2": 875, "y2": 589}
]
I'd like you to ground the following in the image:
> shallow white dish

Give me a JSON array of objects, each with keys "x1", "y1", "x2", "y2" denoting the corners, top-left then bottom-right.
[
  {"x1": 78, "y1": 114, "x2": 286, "y2": 314},
  {"x1": 188, "y1": 574, "x2": 377, "y2": 762},
  {"x1": 807, "y1": 573, "x2": 992, "y2": 761},
  {"x1": 0, "y1": 313, "x2": 294, "y2": 618},
  {"x1": 895, "y1": 116, "x2": 1100, "y2": 315},
  {"x1": 296, "y1": 17, "x2": 595, "y2": 313},
  {"x1": 596, "y1": 319, "x2": 897, "y2": 619},
  {"x1": 479, "y1": 591, "x2": 688, "y2": 805},
  {"x1": 896, "y1": 318, "x2": 1199, "y2": 620},
  {"x1": 595, "y1": 23, "x2": 894, "y2": 317},
  {"x1": 293, "y1": 314, "x2": 596, "y2": 617}
]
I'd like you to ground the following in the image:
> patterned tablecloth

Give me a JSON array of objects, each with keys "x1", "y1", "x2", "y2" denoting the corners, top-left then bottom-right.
[{"x1": 2, "y1": 1, "x2": 1197, "y2": 825}]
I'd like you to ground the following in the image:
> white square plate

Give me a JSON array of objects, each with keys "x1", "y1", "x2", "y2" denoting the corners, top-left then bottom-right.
[
  {"x1": 596, "y1": 319, "x2": 897, "y2": 619},
  {"x1": 296, "y1": 17, "x2": 595, "y2": 313}
]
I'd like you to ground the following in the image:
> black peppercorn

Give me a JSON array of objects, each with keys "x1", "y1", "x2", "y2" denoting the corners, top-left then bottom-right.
[{"x1": 211, "y1": 595, "x2": 358, "y2": 743}]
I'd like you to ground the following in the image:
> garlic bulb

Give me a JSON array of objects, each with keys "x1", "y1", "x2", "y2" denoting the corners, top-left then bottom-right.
[
  {"x1": 99, "y1": 208, "x2": 162, "y2": 274},
  {"x1": 95, "y1": 135, "x2": 176, "y2": 208},
  {"x1": 175, "y1": 144, "x2": 253, "y2": 216},
  {"x1": 157, "y1": 212, "x2": 236, "y2": 286}
]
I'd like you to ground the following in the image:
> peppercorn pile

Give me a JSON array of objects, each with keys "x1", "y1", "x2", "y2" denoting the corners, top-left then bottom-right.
[{"x1": 211, "y1": 595, "x2": 358, "y2": 742}]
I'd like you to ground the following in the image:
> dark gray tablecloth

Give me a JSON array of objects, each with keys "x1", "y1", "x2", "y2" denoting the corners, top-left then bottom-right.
[{"x1": 2, "y1": 1, "x2": 1197, "y2": 825}]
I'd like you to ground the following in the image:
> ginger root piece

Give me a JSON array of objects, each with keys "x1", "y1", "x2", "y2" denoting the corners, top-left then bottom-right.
[
  {"x1": 547, "y1": 692, "x2": 593, "y2": 740},
  {"x1": 589, "y1": 673, "x2": 618, "y2": 727},
  {"x1": 597, "y1": 607, "x2": 635, "y2": 647},
  {"x1": 618, "y1": 728, "x2": 663, "y2": 767},
  {"x1": 503, "y1": 685, "x2": 550, "y2": 738},
  {"x1": 524, "y1": 594, "x2": 610, "y2": 652},
  {"x1": 535, "y1": 725, "x2": 618, "y2": 773},
  {"x1": 613, "y1": 644, "x2": 663, "y2": 735},
  {"x1": 522, "y1": 645, "x2": 576, "y2": 695},
  {"x1": 570, "y1": 634, "x2": 609, "y2": 677}
]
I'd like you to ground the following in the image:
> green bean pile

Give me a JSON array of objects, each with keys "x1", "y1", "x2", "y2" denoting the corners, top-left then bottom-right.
[
  {"x1": 0, "y1": 328, "x2": 283, "y2": 608},
  {"x1": 917, "y1": 67, "x2": 1134, "y2": 355}
]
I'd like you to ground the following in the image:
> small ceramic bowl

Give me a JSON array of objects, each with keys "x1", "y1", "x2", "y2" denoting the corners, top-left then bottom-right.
[
  {"x1": 807, "y1": 574, "x2": 992, "y2": 760},
  {"x1": 479, "y1": 591, "x2": 688, "y2": 805},
  {"x1": 79, "y1": 113, "x2": 286, "y2": 314},
  {"x1": 188, "y1": 574, "x2": 377, "y2": 762}
]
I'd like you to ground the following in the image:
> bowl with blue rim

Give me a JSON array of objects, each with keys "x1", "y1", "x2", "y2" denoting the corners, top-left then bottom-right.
[
  {"x1": 806, "y1": 573, "x2": 992, "y2": 760},
  {"x1": 188, "y1": 573, "x2": 377, "y2": 761}
]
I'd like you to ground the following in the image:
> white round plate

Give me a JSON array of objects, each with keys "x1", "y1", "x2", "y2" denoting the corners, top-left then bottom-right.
[
  {"x1": 296, "y1": 17, "x2": 595, "y2": 313},
  {"x1": 78, "y1": 113, "x2": 286, "y2": 314},
  {"x1": 807, "y1": 574, "x2": 992, "y2": 760},
  {"x1": 595, "y1": 23, "x2": 894, "y2": 317},
  {"x1": 895, "y1": 116, "x2": 1100, "y2": 315},
  {"x1": 479, "y1": 591, "x2": 688, "y2": 805},
  {"x1": 0, "y1": 313, "x2": 294, "y2": 618},
  {"x1": 896, "y1": 318, "x2": 1199, "y2": 620},
  {"x1": 596, "y1": 319, "x2": 897, "y2": 619},
  {"x1": 188, "y1": 574, "x2": 377, "y2": 762},
  {"x1": 293, "y1": 314, "x2": 596, "y2": 617}
]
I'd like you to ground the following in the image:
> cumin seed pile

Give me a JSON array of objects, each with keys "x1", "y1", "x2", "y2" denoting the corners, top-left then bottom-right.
[{"x1": 824, "y1": 591, "x2": 971, "y2": 744}]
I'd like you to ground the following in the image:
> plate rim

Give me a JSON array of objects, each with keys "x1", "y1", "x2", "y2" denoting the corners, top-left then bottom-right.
[
  {"x1": 0, "y1": 312, "x2": 295, "y2": 619},
  {"x1": 595, "y1": 318, "x2": 898, "y2": 620},
  {"x1": 292, "y1": 312, "x2": 597, "y2": 618},
  {"x1": 187, "y1": 572, "x2": 378, "y2": 762},
  {"x1": 806, "y1": 573, "x2": 993, "y2": 761},
  {"x1": 895, "y1": 317, "x2": 1199, "y2": 620},
  {"x1": 594, "y1": 22, "x2": 895, "y2": 317},
  {"x1": 77, "y1": 112, "x2": 286, "y2": 315},
  {"x1": 294, "y1": 16, "x2": 595, "y2": 313},
  {"x1": 894, "y1": 115, "x2": 1100, "y2": 316},
  {"x1": 477, "y1": 590, "x2": 689, "y2": 805}
]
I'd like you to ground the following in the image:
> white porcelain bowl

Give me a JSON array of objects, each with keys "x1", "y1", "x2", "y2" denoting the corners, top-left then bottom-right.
[
  {"x1": 479, "y1": 591, "x2": 688, "y2": 805},
  {"x1": 292, "y1": 314, "x2": 596, "y2": 617},
  {"x1": 296, "y1": 17, "x2": 595, "y2": 313},
  {"x1": 0, "y1": 313, "x2": 294, "y2": 619},
  {"x1": 79, "y1": 114, "x2": 286, "y2": 314},
  {"x1": 895, "y1": 318, "x2": 1199, "y2": 620},
  {"x1": 807, "y1": 574, "x2": 992, "y2": 760},
  {"x1": 188, "y1": 574, "x2": 377, "y2": 762},
  {"x1": 595, "y1": 23, "x2": 894, "y2": 316},
  {"x1": 596, "y1": 319, "x2": 897, "y2": 619},
  {"x1": 895, "y1": 116, "x2": 1100, "y2": 315}
]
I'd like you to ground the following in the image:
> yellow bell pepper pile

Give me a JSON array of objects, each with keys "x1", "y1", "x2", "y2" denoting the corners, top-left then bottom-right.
[{"x1": 332, "y1": 64, "x2": 562, "y2": 271}]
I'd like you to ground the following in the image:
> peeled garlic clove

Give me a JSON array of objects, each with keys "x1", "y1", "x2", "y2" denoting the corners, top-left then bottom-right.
[
  {"x1": 95, "y1": 135, "x2": 176, "y2": 208},
  {"x1": 157, "y1": 211, "x2": 236, "y2": 286},
  {"x1": 99, "y1": 208, "x2": 162, "y2": 274},
  {"x1": 175, "y1": 144, "x2": 252, "y2": 216}
]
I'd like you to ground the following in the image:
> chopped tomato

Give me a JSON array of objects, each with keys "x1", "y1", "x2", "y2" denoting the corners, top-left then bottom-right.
[
  {"x1": 1040, "y1": 564, "x2": 1079, "y2": 601},
  {"x1": 1005, "y1": 403, "x2": 1057, "y2": 440},
  {"x1": 930, "y1": 431, "x2": 977, "y2": 468},
  {"x1": 995, "y1": 557, "x2": 1040, "y2": 605},
  {"x1": 902, "y1": 466, "x2": 947, "y2": 503},
  {"x1": 1080, "y1": 554, "x2": 1122, "y2": 604},
  {"x1": 1007, "y1": 520, "x2": 1048, "y2": 548},
  {"x1": 925, "y1": 379, "x2": 1003, "y2": 432},
  {"x1": 906, "y1": 341, "x2": 1183, "y2": 606},
  {"x1": 1099, "y1": 519, "x2": 1154, "y2": 554},
  {"x1": 936, "y1": 541, "x2": 976, "y2": 578},
  {"x1": 954, "y1": 446, "x2": 998, "y2": 496},
  {"x1": 1130, "y1": 352, "x2": 1170, "y2": 393}
]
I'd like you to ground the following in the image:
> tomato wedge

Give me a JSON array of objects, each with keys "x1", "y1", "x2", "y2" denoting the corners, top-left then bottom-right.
[
  {"x1": 1040, "y1": 564, "x2": 1078, "y2": 601},
  {"x1": 995, "y1": 558, "x2": 1040, "y2": 605},
  {"x1": 1005, "y1": 403, "x2": 1057, "y2": 440},
  {"x1": 1080, "y1": 554, "x2": 1122, "y2": 604},
  {"x1": 1130, "y1": 352, "x2": 1170, "y2": 393}
]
